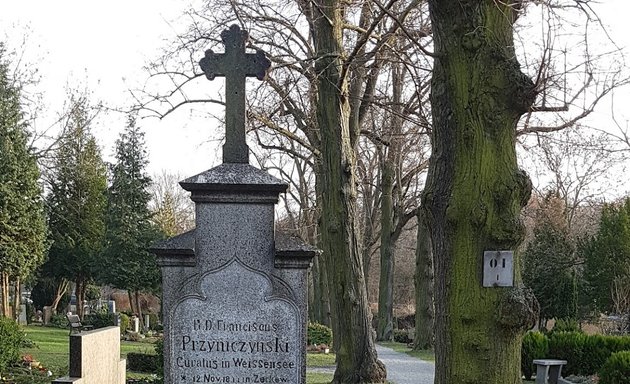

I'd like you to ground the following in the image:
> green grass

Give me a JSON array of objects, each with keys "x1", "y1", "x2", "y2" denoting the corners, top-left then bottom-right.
[
  {"x1": 378, "y1": 341, "x2": 435, "y2": 362},
  {"x1": 306, "y1": 371, "x2": 334, "y2": 383},
  {"x1": 19, "y1": 324, "x2": 155, "y2": 377},
  {"x1": 307, "y1": 352, "x2": 336, "y2": 367}
]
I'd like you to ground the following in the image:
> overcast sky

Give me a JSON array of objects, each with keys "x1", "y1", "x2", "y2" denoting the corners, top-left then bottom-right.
[{"x1": 1, "y1": 1, "x2": 629, "y2": 193}]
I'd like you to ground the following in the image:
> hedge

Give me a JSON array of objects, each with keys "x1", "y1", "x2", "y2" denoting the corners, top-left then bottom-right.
[{"x1": 522, "y1": 331, "x2": 630, "y2": 377}]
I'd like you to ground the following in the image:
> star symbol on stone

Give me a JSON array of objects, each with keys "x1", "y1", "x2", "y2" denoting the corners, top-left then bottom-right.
[{"x1": 181, "y1": 375, "x2": 187, "y2": 380}]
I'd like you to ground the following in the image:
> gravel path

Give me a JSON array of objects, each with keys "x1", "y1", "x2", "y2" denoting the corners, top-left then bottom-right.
[
  {"x1": 376, "y1": 344, "x2": 435, "y2": 384},
  {"x1": 306, "y1": 345, "x2": 435, "y2": 384}
]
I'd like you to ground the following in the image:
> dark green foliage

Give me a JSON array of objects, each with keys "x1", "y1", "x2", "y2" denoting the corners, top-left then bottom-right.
[
  {"x1": 83, "y1": 311, "x2": 116, "y2": 329},
  {"x1": 393, "y1": 329, "x2": 412, "y2": 344},
  {"x1": 48, "y1": 314, "x2": 68, "y2": 329},
  {"x1": 127, "y1": 352, "x2": 159, "y2": 373},
  {"x1": 551, "y1": 318, "x2": 582, "y2": 334},
  {"x1": 307, "y1": 322, "x2": 333, "y2": 346},
  {"x1": 523, "y1": 216, "x2": 579, "y2": 323},
  {"x1": 548, "y1": 332, "x2": 587, "y2": 375},
  {"x1": 521, "y1": 331, "x2": 549, "y2": 380},
  {"x1": 99, "y1": 117, "x2": 162, "y2": 295},
  {"x1": 30, "y1": 277, "x2": 69, "y2": 311},
  {"x1": 155, "y1": 337, "x2": 163, "y2": 378},
  {"x1": 581, "y1": 198, "x2": 630, "y2": 314},
  {"x1": 542, "y1": 331, "x2": 630, "y2": 376},
  {"x1": 600, "y1": 351, "x2": 630, "y2": 384},
  {"x1": 45, "y1": 95, "x2": 107, "y2": 317},
  {"x1": 0, "y1": 317, "x2": 24, "y2": 372},
  {"x1": 0, "y1": 43, "x2": 48, "y2": 297}
]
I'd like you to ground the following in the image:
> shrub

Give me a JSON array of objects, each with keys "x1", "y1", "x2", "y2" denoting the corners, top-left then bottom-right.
[
  {"x1": 0, "y1": 317, "x2": 25, "y2": 373},
  {"x1": 119, "y1": 313, "x2": 130, "y2": 332},
  {"x1": 48, "y1": 313, "x2": 68, "y2": 329},
  {"x1": 551, "y1": 318, "x2": 581, "y2": 334},
  {"x1": 522, "y1": 331, "x2": 549, "y2": 380},
  {"x1": 548, "y1": 331, "x2": 586, "y2": 375},
  {"x1": 393, "y1": 329, "x2": 412, "y2": 344},
  {"x1": 84, "y1": 311, "x2": 116, "y2": 329},
  {"x1": 599, "y1": 351, "x2": 630, "y2": 384},
  {"x1": 155, "y1": 337, "x2": 164, "y2": 378},
  {"x1": 127, "y1": 352, "x2": 158, "y2": 373},
  {"x1": 307, "y1": 322, "x2": 332, "y2": 346}
]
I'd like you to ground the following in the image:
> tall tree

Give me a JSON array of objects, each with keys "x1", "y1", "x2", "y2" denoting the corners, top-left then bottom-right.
[
  {"x1": 0, "y1": 43, "x2": 48, "y2": 319},
  {"x1": 581, "y1": 198, "x2": 630, "y2": 314},
  {"x1": 47, "y1": 95, "x2": 107, "y2": 319},
  {"x1": 422, "y1": 2, "x2": 539, "y2": 383},
  {"x1": 313, "y1": 1, "x2": 386, "y2": 382},
  {"x1": 101, "y1": 117, "x2": 161, "y2": 326},
  {"x1": 523, "y1": 195, "x2": 579, "y2": 327}
]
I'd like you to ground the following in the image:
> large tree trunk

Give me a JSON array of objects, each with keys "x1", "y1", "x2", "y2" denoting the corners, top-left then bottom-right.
[
  {"x1": 376, "y1": 160, "x2": 395, "y2": 341},
  {"x1": 313, "y1": 1, "x2": 385, "y2": 382},
  {"x1": 0, "y1": 272, "x2": 9, "y2": 318},
  {"x1": 376, "y1": 62, "x2": 404, "y2": 342},
  {"x1": 413, "y1": 209, "x2": 434, "y2": 350},
  {"x1": 423, "y1": 1, "x2": 539, "y2": 383}
]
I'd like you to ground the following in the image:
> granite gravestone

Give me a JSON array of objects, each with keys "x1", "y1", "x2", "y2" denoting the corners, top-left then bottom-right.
[{"x1": 151, "y1": 24, "x2": 318, "y2": 384}]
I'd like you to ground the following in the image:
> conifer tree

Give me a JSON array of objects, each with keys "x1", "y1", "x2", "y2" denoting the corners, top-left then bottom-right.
[
  {"x1": 47, "y1": 96, "x2": 107, "y2": 319},
  {"x1": 0, "y1": 44, "x2": 48, "y2": 319},
  {"x1": 101, "y1": 116, "x2": 161, "y2": 324}
]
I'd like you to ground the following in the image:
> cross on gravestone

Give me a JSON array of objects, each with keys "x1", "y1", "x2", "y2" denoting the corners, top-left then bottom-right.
[{"x1": 199, "y1": 24, "x2": 271, "y2": 164}]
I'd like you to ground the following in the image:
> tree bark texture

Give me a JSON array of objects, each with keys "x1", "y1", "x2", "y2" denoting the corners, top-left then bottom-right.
[
  {"x1": 376, "y1": 160, "x2": 394, "y2": 341},
  {"x1": 423, "y1": 2, "x2": 539, "y2": 383},
  {"x1": 313, "y1": 1, "x2": 386, "y2": 382},
  {"x1": 12, "y1": 277, "x2": 21, "y2": 321},
  {"x1": 413, "y1": 209, "x2": 434, "y2": 350},
  {"x1": 1, "y1": 272, "x2": 9, "y2": 317},
  {"x1": 376, "y1": 62, "x2": 404, "y2": 342}
]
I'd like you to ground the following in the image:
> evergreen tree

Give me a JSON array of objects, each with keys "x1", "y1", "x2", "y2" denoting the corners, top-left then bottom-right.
[
  {"x1": 46, "y1": 96, "x2": 107, "y2": 319},
  {"x1": 582, "y1": 198, "x2": 630, "y2": 314},
  {"x1": 101, "y1": 117, "x2": 161, "y2": 323},
  {"x1": 0, "y1": 43, "x2": 48, "y2": 319},
  {"x1": 523, "y1": 220, "x2": 578, "y2": 326}
]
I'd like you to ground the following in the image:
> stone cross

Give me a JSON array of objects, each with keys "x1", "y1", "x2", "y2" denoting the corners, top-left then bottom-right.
[{"x1": 199, "y1": 24, "x2": 271, "y2": 164}]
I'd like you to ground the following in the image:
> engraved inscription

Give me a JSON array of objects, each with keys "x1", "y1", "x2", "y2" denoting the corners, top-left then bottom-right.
[{"x1": 171, "y1": 260, "x2": 299, "y2": 383}]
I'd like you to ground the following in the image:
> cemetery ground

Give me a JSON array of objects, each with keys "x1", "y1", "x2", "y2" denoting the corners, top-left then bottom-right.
[
  {"x1": 6, "y1": 324, "x2": 551, "y2": 384},
  {"x1": 6, "y1": 325, "x2": 338, "y2": 384}
]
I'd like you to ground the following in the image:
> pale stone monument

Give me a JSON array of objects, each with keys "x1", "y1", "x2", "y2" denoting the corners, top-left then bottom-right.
[
  {"x1": 52, "y1": 326, "x2": 126, "y2": 384},
  {"x1": 151, "y1": 24, "x2": 318, "y2": 384}
]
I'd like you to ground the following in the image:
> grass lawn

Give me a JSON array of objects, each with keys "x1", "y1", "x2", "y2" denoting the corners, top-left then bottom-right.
[
  {"x1": 17, "y1": 325, "x2": 334, "y2": 384},
  {"x1": 20, "y1": 325, "x2": 155, "y2": 376},
  {"x1": 378, "y1": 341, "x2": 435, "y2": 362}
]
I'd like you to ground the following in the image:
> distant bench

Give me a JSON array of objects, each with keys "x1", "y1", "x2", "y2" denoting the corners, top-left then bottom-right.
[
  {"x1": 66, "y1": 314, "x2": 93, "y2": 335},
  {"x1": 533, "y1": 359, "x2": 571, "y2": 384}
]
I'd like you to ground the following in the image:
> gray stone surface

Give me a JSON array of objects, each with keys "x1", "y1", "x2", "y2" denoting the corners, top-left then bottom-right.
[
  {"x1": 152, "y1": 25, "x2": 317, "y2": 384},
  {"x1": 152, "y1": 162, "x2": 316, "y2": 384},
  {"x1": 198, "y1": 24, "x2": 271, "y2": 164}
]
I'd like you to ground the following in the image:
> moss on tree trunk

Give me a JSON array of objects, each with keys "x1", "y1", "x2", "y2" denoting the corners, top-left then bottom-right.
[
  {"x1": 313, "y1": 1, "x2": 386, "y2": 382},
  {"x1": 423, "y1": 1, "x2": 539, "y2": 383}
]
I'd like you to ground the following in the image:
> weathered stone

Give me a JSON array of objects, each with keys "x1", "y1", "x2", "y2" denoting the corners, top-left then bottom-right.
[
  {"x1": 151, "y1": 25, "x2": 318, "y2": 384},
  {"x1": 199, "y1": 24, "x2": 271, "y2": 164}
]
